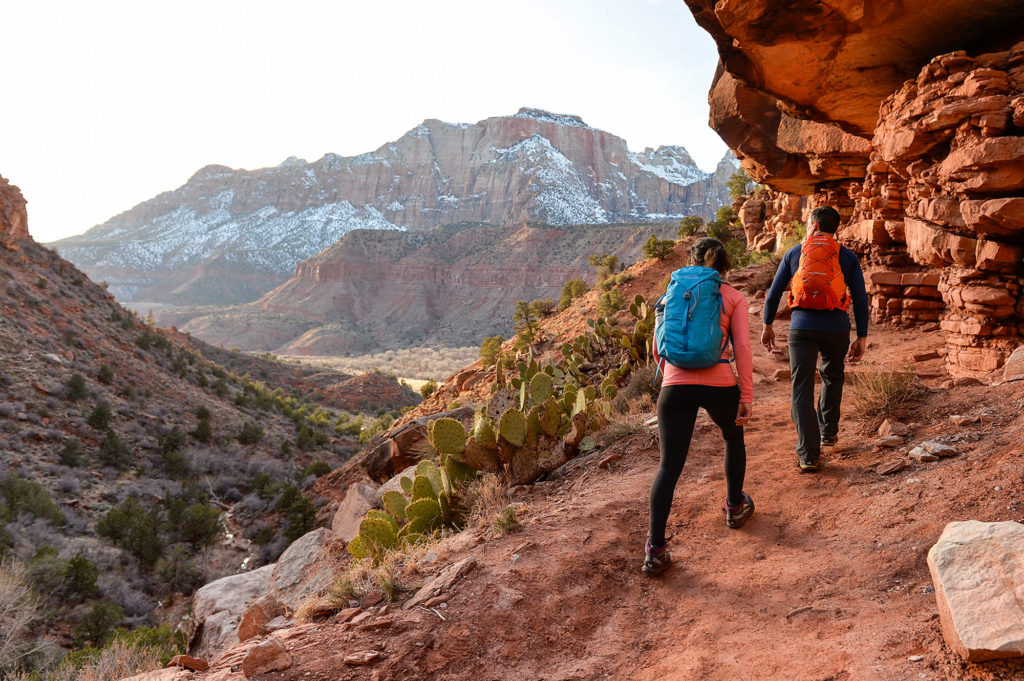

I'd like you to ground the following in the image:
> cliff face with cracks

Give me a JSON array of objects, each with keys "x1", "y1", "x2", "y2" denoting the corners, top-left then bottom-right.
[
  {"x1": 0, "y1": 175, "x2": 29, "y2": 248},
  {"x1": 686, "y1": 0, "x2": 1024, "y2": 375}
]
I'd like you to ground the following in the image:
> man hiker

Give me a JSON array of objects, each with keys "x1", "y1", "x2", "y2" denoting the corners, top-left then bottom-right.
[{"x1": 760, "y1": 206, "x2": 869, "y2": 473}]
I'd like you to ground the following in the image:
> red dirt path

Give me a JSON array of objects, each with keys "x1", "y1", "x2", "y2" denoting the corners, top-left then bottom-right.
[{"x1": 190, "y1": 314, "x2": 1024, "y2": 681}]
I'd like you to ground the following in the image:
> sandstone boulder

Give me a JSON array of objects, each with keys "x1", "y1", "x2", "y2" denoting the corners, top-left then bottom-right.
[
  {"x1": 238, "y1": 596, "x2": 286, "y2": 643},
  {"x1": 0, "y1": 176, "x2": 29, "y2": 242},
  {"x1": 167, "y1": 655, "x2": 208, "y2": 672},
  {"x1": 1003, "y1": 346, "x2": 1024, "y2": 382},
  {"x1": 241, "y1": 638, "x2": 292, "y2": 677},
  {"x1": 331, "y1": 483, "x2": 377, "y2": 542},
  {"x1": 927, "y1": 521, "x2": 1024, "y2": 661}
]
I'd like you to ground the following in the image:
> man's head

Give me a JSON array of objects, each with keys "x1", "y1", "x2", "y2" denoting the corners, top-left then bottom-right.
[{"x1": 810, "y1": 206, "x2": 841, "y2": 234}]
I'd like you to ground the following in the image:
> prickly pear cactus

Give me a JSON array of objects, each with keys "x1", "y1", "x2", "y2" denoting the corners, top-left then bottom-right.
[
  {"x1": 526, "y1": 406, "x2": 542, "y2": 448},
  {"x1": 473, "y1": 411, "x2": 498, "y2": 449},
  {"x1": 487, "y1": 387, "x2": 516, "y2": 423},
  {"x1": 411, "y1": 475, "x2": 436, "y2": 501},
  {"x1": 529, "y1": 372, "x2": 553, "y2": 404},
  {"x1": 457, "y1": 439, "x2": 501, "y2": 473},
  {"x1": 400, "y1": 476, "x2": 413, "y2": 495},
  {"x1": 383, "y1": 490, "x2": 408, "y2": 521},
  {"x1": 498, "y1": 408, "x2": 527, "y2": 447},
  {"x1": 415, "y1": 460, "x2": 443, "y2": 495},
  {"x1": 406, "y1": 498, "x2": 442, "y2": 527},
  {"x1": 540, "y1": 398, "x2": 561, "y2": 438},
  {"x1": 428, "y1": 417, "x2": 467, "y2": 455}
]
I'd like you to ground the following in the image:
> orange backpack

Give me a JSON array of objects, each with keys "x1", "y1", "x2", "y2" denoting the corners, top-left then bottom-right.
[{"x1": 788, "y1": 233, "x2": 849, "y2": 311}]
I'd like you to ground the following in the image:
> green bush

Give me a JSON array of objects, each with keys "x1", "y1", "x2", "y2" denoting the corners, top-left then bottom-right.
[
  {"x1": 154, "y1": 544, "x2": 204, "y2": 597},
  {"x1": 73, "y1": 601, "x2": 124, "y2": 647},
  {"x1": 158, "y1": 427, "x2": 187, "y2": 455},
  {"x1": 678, "y1": 215, "x2": 704, "y2": 238},
  {"x1": 283, "y1": 495, "x2": 318, "y2": 543},
  {"x1": 193, "y1": 418, "x2": 213, "y2": 443},
  {"x1": 237, "y1": 422, "x2": 264, "y2": 444},
  {"x1": 98, "y1": 429, "x2": 130, "y2": 469},
  {"x1": 558, "y1": 278, "x2": 589, "y2": 311},
  {"x1": 599, "y1": 288, "x2": 625, "y2": 315},
  {"x1": 780, "y1": 220, "x2": 807, "y2": 252},
  {"x1": 96, "y1": 498, "x2": 163, "y2": 569},
  {"x1": 727, "y1": 167, "x2": 753, "y2": 199},
  {"x1": 177, "y1": 504, "x2": 221, "y2": 547},
  {"x1": 418, "y1": 379, "x2": 439, "y2": 400},
  {"x1": 706, "y1": 206, "x2": 736, "y2": 242},
  {"x1": 66, "y1": 373, "x2": 87, "y2": 401},
  {"x1": 478, "y1": 335, "x2": 504, "y2": 368},
  {"x1": 0, "y1": 474, "x2": 65, "y2": 525},
  {"x1": 643, "y1": 234, "x2": 675, "y2": 260},
  {"x1": 303, "y1": 461, "x2": 331, "y2": 478},
  {"x1": 59, "y1": 438, "x2": 85, "y2": 467},
  {"x1": 529, "y1": 298, "x2": 555, "y2": 317},
  {"x1": 87, "y1": 401, "x2": 112, "y2": 430},
  {"x1": 97, "y1": 365, "x2": 114, "y2": 384}
]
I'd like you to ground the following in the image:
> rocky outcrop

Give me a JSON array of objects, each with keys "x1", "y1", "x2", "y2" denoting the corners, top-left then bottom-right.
[
  {"x1": 51, "y1": 109, "x2": 737, "y2": 306},
  {"x1": 927, "y1": 521, "x2": 1024, "y2": 662},
  {"x1": 687, "y1": 0, "x2": 1024, "y2": 376},
  {"x1": 0, "y1": 175, "x2": 29, "y2": 246},
  {"x1": 175, "y1": 222, "x2": 680, "y2": 354}
]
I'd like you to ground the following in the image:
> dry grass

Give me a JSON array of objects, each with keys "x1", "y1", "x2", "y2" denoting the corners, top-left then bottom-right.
[
  {"x1": 848, "y1": 365, "x2": 927, "y2": 425},
  {"x1": 464, "y1": 473, "x2": 514, "y2": 534},
  {"x1": 47, "y1": 640, "x2": 163, "y2": 681}
]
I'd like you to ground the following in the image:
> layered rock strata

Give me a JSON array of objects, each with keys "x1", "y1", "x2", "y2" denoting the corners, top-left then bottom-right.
[
  {"x1": 688, "y1": 0, "x2": 1024, "y2": 375},
  {"x1": 52, "y1": 109, "x2": 737, "y2": 306}
]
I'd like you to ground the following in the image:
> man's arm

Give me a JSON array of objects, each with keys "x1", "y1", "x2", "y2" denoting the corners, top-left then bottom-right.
[
  {"x1": 761, "y1": 248, "x2": 796, "y2": 352},
  {"x1": 842, "y1": 247, "x2": 870, "y2": 360}
]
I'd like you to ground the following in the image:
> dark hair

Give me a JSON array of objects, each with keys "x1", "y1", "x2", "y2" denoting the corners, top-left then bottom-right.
[
  {"x1": 810, "y1": 206, "x2": 841, "y2": 234},
  {"x1": 690, "y1": 237, "x2": 730, "y2": 274}
]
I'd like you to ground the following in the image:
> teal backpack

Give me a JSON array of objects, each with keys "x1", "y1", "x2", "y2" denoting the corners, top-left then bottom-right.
[{"x1": 654, "y1": 266, "x2": 730, "y2": 370}]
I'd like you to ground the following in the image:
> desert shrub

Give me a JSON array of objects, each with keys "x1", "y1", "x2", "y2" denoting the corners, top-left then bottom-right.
[
  {"x1": 98, "y1": 430, "x2": 130, "y2": 469},
  {"x1": 492, "y1": 506, "x2": 521, "y2": 535},
  {"x1": 558, "y1": 278, "x2": 589, "y2": 311},
  {"x1": 282, "y1": 496, "x2": 317, "y2": 543},
  {"x1": 0, "y1": 559, "x2": 44, "y2": 676},
  {"x1": 599, "y1": 288, "x2": 625, "y2": 315},
  {"x1": 87, "y1": 402, "x2": 112, "y2": 430},
  {"x1": 0, "y1": 475, "x2": 64, "y2": 526},
  {"x1": 849, "y1": 366, "x2": 927, "y2": 423},
  {"x1": 64, "y1": 553, "x2": 100, "y2": 602},
  {"x1": 478, "y1": 335, "x2": 504, "y2": 368},
  {"x1": 252, "y1": 472, "x2": 278, "y2": 500},
  {"x1": 643, "y1": 234, "x2": 675, "y2": 260},
  {"x1": 59, "y1": 438, "x2": 86, "y2": 467},
  {"x1": 612, "y1": 362, "x2": 660, "y2": 414},
  {"x1": 512, "y1": 300, "x2": 540, "y2": 351},
  {"x1": 158, "y1": 427, "x2": 186, "y2": 455},
  {"x1": 464, "y1": 473, "x2": 511, "y2": 532},
  {"x1": 419, "y1": 379, "x2": 438, "y2": 400},
  {"x1": 73, "y1": 601, "x2": 124, "y2": 647},
  {"x1": 96, "y1": 365, "x2": 114, "y2": 385},
  {"x1": 196, "y1": 405, "x2": 211, "y2": 421},
  {"x1": 678, "y1": 215, "x2": 704, "y2": 238},
  {"x1": 587, "y1": 251, "x2": 620, "y2": 283},
  {"x1": 727, "y1": 167, "x2": 753, "y2": 199},
  {"x1": 529, "y1": 298, "x2": 555, "y2": 317},
  {"x1": 706, "y1": 206, "x2": 736, "y2": 242},
  {"x1": 303, "y1": 461, "x2": 331, "y2": 478},
  {"x1": 95, "y1": 498, "x2": 163, "y2": 569},
  {"x1": 780, "y1": 220, "x2": 807, "y2": 252},
  {"x1": 725, "y1": 238, "x2": 775, "y2": 269},
  {"x1": 66, "y1": 373, "x2": 87, "y2": 401},
  {"x1": 153, "y1": 544, "x2": 204, "y2": 596},
  {"x1": 237, "y1": 422, "x2": 263, "y2": 444},
  {"x1": 176, "y1": 504, "x2": 221, "y2": 547},
  {"x1": 192, "y1": 418, "x2": 212, "y2": 444}
]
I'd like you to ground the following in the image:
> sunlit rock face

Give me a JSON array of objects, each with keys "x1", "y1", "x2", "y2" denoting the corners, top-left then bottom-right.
[{"x1": 686, "y1": 0, "x2": 1024, "y2": 376}]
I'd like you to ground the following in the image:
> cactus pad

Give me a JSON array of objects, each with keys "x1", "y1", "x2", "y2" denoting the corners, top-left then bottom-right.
[
  {"x1": 498, "y1": 408, "x2": 527, "y2": 447},
  {"x1": 415, "y1": 460, "x2": 443, "y2": 495},
  {"x1": 383, "y1": 490, "x2": 408, "y2": 521},
  {"x1": 428, "y1": 417, "x2": 466, "y2": 455},
  {"x1": 473, "y1": 412, "x2": 498, "y2": 449},
  {"x1": 456, "y1": 440, "x2": 501, "y2": 472},
  {"x1": 411, "y1": 474, "x2": 437, "y2": 501},
  {"x1": 406, "y1": 498, "x2": 442, "y2": 524},
  {"x1": 400, "y1": 476, "x2": 413, "y2": 495},
  {"x1": 529, "y1": 372, "x2": 553, "y2": 404},
  {"x1": 526, "y1": 406, "x2": 542, "y2": 447},
  {"x1": 365, "y1": 509, "x2": 399, "y2": 535},
  {"x1": 487, "y1": 387, "x2": 516, "y2": 423},
  {"x1": 540, "y1": 398, "x2": 561, "y2": 438},
  {"x1": 358, "y1": 516, "x2": 398, "y2": 553},
  {"x1": 347, "y1": 535, "x2": 369, "y2": 560}
]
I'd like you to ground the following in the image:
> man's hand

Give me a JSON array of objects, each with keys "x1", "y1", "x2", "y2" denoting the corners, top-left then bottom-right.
[
  {"x1": 848, "y1": 337, "x2": 867, "y2": 362},
  {"x1": 736, "y1": 402, "x2": 752, "y2": 426},
  {"x1": 761, "y1": 325, "x2": 776, "y2": 353}
]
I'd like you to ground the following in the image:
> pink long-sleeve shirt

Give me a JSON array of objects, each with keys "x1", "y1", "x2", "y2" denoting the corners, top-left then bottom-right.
[{"x1": 653, "y1": 282, "x2": 754, "y2": 403}]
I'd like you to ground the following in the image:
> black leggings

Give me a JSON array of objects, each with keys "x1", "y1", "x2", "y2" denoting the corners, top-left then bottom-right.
[{"x1": 648, "y1": 384, "x2": 746, "y2": 546}]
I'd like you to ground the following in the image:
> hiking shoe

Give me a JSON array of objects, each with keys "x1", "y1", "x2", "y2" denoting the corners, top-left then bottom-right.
[
  {"x1": 642, "y1": 539, "x2": 671, "y2": 577},
  {"x1": 798, "y1": 456, "x2": 819, "y2": 474},
  {"x1": 821, "y1": 435, "x2": 838, "y2": 447},
  {"x1": 724, "y1": 492, "x2": 755, "y2": 529}
]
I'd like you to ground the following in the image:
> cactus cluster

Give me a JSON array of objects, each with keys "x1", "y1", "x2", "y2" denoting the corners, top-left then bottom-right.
[{"x1": 347, "y1": 456, "x2": 471, "y2": 563}]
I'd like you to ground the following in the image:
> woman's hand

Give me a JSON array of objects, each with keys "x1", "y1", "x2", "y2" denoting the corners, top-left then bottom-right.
[{"x1": 735, "y1": 402, "x2": 752, "y2": 426}]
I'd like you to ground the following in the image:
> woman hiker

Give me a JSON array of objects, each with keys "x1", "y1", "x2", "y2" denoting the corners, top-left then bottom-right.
[{"x1": 644, "y1": 237, "x2": 755, "y2": 577}]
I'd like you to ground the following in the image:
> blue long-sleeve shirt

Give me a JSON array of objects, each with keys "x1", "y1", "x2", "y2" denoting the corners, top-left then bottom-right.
[{"x1": 763, "y1": 243, "x2": 870, "y2": 337}]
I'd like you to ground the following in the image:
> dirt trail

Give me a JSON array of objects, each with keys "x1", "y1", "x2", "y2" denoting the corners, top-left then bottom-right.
[{"x1": 201, "y1": 322, "x2": 1024, "y2": 681}]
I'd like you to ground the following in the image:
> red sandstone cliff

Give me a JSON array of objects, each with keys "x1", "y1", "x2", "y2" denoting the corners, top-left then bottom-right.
[
  {"x1": 0, "y1": 175, "x2": 29, "y2": 247},
  {"x1": 685, "y1": 1, "x2": 1024, "y2": 376}
]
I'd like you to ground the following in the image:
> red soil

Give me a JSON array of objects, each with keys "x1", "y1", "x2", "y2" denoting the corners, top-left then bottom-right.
[{"x1": 192, "y1": 310, "x2": 1024, "y2": 681}]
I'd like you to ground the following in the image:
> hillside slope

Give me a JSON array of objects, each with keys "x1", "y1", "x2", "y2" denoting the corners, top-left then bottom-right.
[{"x1": 155, "y1": 245, "x2": 1024, "y2": 681}]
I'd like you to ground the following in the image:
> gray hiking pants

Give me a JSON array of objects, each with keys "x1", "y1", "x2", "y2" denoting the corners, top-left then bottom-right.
[{"x1": 788, "y1": 329, "x2": 850, "y2": 462}]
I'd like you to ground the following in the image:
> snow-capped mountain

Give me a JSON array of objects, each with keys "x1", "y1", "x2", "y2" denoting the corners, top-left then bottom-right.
[{"x1": 52, "y1": 108, "x2": 737, "y2": 305}]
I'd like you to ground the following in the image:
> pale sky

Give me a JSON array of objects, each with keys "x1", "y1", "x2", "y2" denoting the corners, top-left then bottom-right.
[{"x1": 1, "y1": 0, "x2": 727, "y2": 243}]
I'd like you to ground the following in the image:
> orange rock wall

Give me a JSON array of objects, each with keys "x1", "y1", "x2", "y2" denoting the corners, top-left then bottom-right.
[{"x1": 0, "y1": 175, "x2": 29, "y2": 245}]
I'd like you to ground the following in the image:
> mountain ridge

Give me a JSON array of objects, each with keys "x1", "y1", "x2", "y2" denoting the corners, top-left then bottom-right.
[{"x1": 51, "y1": 108, "x2": 737, "y2": 306}]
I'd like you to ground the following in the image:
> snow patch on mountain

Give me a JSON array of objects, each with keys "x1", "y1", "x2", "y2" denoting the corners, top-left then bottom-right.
[
  {"x1": 56, "y1": 202, "x2": 404, "y2": 273},
  {"x1": 629, "y1": 147, "x2": 708, "y2": 186},
  {"x1": 513, "y1": 108, "x2": 591, "y2": 129}
]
